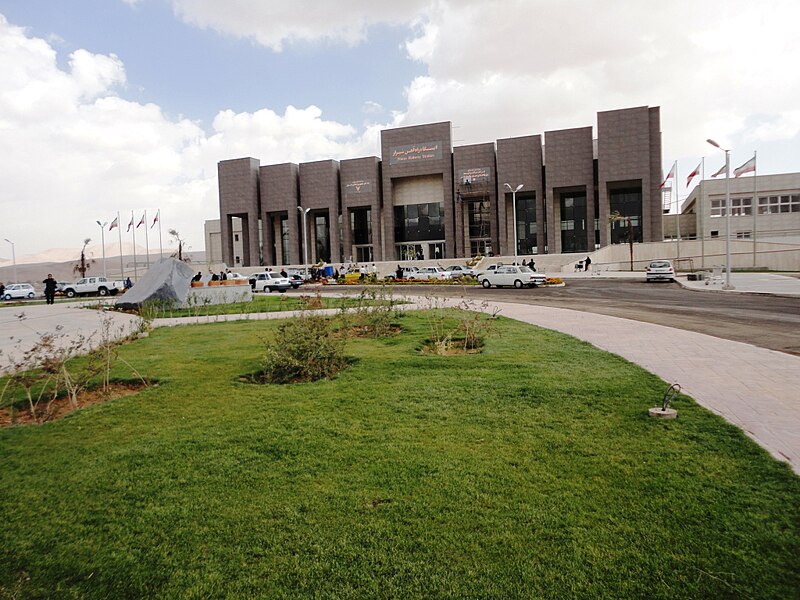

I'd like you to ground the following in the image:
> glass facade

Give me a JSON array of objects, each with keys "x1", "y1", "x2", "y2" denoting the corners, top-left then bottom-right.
[
  {"x1": 560, "y1": 192, "x2": 587, "y2": 253},
  {"x1": 514, "y1": 192, "x2": 537, "y2": 255},
  {"x1": 394, "y1": 202, "x2": 445, "y2": 242},
  {"x1": 609, "y1": 186, "x2": 643, "y2": 244},
  {"x1": 314, "y1": 214, "x2": 330, "y2": 263},
  {"x1": 467, "y1": 200, "x2": 491, "y2": 256},
  {"x1": 280, "y1": 216, "x2": 289, "y2": 265}
]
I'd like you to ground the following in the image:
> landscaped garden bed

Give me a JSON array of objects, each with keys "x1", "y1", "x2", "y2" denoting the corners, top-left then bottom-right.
[{"x1": 0, "y1": 311, "x2": 797, "y2": 598}]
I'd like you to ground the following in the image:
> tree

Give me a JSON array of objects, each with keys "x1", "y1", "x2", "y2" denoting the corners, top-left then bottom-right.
[
  {"x1": 609, "y1": 212, "x2": 634, "y2": 271},
  {"x1": 73, "y1": 238, "x2": 94, "y2": 278},
  {"x1": 169, "y1": 229, "x2": 190, "y2": 262}
]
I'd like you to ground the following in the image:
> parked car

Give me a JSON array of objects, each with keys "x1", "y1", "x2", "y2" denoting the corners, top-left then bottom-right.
[
  {"x1": 480, "y1": 265, "x2": 546, "y2": 289},
  {"x1": 2, "y1": 283, "x2": 36, "y2": 300},
  {"x1": 408, "y1": 266, "x2": 453, "y2": 281},
  {"x1": 288, "y1": 274, "x2": 303, "y2": 289},
  {"x1": 645, "y1": 260, "x2": 675, "y2": 282},
  {"x1": 62, "y1": 277, "x2": 125, "y2": 298},
  {"x1": 249, "y1": 272, "x2": 292, "y2": 293},
  {"x1": 476, "y1": 263, "x2": 499, "y2": 276},
  {"x1": 445, "y1": 265, "x2": 477, "y2": 278}
]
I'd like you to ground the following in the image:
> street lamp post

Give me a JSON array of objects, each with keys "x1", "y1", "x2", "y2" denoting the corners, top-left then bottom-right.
[
  {"x1": 96, "y1": 220, "x2": 107, "y2": 279},
  {"x1": 297, "y1": 206, "x2": 311, "y2": 278},
  {"x1": 4, "y1": 238, "x2": 17, "y2": 283},
  {"x1": 706, "y1": 139, "x2": 734, "y2": 289},
  {"x1": 504, "y1": 183, "x2": 524, "y2": 264}
]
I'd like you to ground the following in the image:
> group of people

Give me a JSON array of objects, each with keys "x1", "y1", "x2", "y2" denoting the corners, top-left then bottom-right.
[{"x1": 206, "y1": 269, "x2": 233, "y2": 282}]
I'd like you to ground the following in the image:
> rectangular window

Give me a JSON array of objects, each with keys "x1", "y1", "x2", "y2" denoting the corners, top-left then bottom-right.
[
  {"x1": 736, "y1": 231, "x2": 751, "y2": 239},
  {"x1": 280, "y1": 216, "x2": 289, "y2": 265},
  {"x1": 234, "y1": 234, "x2": 239, "y2": 242},
  {"x1": 609, "y1": 186, "x2": 643, "y2": 244},
  {"x1": 394, "y1": 202, "x2": 445, "y2": 243}
]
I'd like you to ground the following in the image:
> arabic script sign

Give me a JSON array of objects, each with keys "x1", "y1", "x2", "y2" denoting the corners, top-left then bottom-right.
[
  {"x1": 458, "y1": 167, "x2": 490, "y2": 185},
  {"x1": 389, "y1": 141, "x2": 443, "y2": 165},
  {"x1": 345, "y1": 180, "x2": 373, "y2": 197}
]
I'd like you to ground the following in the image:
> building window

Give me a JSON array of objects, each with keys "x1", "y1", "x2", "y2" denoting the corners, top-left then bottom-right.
[
  {"x1": 513, "y1": 192, "x2": 537, "y2": 255},
  {"x1": 609, "y1": 186, "x2": 643, "y2": 244},
  {"x1": 350, "y1": 208, "x2": 372, "y2": 245},
  {"x1": 712, "y1": 196, "x2": 753, "y2": 217},
  {"x1": 234, "y1": 234, "x2": 239, "y2": 242},
  {"x1": 759, "y1": 194, "x2": 800, "y2": 214},
  {"x1": 314, "y1": 214, "x2": 330, "y2": 263},
  {"x1": 235, "y1": 255, "x2": 241, "y2": 264},
  {"x1": 710, "y1": 230, "x2": 719, "y2": 238},
  {"x1": 559, "y1": 193, "x2": 587, "y2": 253},
  {"x1": 394, "y1": 202, "x2": 445, "y2": 243},
  {"x1": 280, "y1": 216, "x2": 289, "y2": 265},
  {"x1": 736, "y1": 231, "x2": 751, "y2": 239}
]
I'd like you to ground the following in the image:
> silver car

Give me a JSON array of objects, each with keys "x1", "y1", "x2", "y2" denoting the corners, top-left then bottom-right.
[
  {"x1": 2, "y1": 283, "x2": 36, "y2": 300},
  {"x1": 645, "y1": 260, "x2": 675, "y2": 282}
]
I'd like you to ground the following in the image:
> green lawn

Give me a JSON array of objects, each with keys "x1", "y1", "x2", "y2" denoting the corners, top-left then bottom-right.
[{"x1": 1, "y1": 312, "x2": 797, "y2": 598}]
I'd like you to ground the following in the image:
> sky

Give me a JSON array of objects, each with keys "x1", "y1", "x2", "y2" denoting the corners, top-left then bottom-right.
[{"x1": 1, "y1": 0, "x2": 799, "y2": 262}]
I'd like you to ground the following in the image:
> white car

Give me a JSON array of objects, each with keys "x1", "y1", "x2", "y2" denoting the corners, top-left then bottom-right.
[
  {"x1": 249, "y1": 272, "x2": 292, "y2": 293},
  {"x1": 2, "y1": 283, "x2": 36, "y2": 300},
  {"x1": 645, "y1": 260, "x2": 675, "y2": 282},
  {"x1": 480, "y1": 266, "x2": 546, "y2": 289},
  {"x1": 408, "y1": 266, "x2": 453, "y2": 281},
  {"x1": 445, "y1": 265, "x2": 477, "y2": 278}
]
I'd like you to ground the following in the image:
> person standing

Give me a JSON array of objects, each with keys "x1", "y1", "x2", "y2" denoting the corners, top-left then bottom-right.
[
  {"x1": 584, "y1": 256, "x2": 592, "y2": 271},
  {"x1": 42, "y1": 273, "x2": 57, "y2": 305}
]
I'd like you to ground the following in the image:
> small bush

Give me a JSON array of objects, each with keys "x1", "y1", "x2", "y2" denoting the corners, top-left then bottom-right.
[{"x1": 260, "y1": 314, "x2": 348, "y2": 383}]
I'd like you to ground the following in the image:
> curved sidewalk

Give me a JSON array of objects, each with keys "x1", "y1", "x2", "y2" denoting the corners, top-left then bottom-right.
[{"x1": 480, "y1": 300, "x2": 800, "y2": 474}]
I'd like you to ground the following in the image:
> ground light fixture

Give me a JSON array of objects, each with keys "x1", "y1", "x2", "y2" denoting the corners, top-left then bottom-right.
[
  {"x1": 706, "y1": 139, "x2": 734, "y2": 289},
  {"x1": 504, "y1": 183, "x2": 524, "y2": 265},
  {"x1": 4, "y1": 238, "x2": 17, "y2": 284}
]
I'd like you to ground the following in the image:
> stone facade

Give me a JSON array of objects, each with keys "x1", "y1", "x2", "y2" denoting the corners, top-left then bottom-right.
[{"x1": 217, "y1": 106, "x2": 664, "y2": 266}]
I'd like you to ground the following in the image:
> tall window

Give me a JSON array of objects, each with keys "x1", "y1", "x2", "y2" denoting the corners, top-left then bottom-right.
[
  {"x1": 394, "y1": 202, "x2": 444, "y2": 242},
  {"x1": 280, "y1": 216, "x2": 289, "y2": 265},
  {"x1": 314, "y1": 214, "x2": 330, "y2": 263},
  {"x1": 609, "y1": 187, "x2": 643, "y2": 244},
  {"x1": 468, "y1": 200, "x2": 491, "y2": 256},
  {"x1": 514, "y1": 192, "x2": 537, "y2": 255},
  {"x1": 560, "y1": 192, "x2": 587, "y2": 253},
  {"x1": 350, "y1": 208, "x2": 372, "y2": 245}
]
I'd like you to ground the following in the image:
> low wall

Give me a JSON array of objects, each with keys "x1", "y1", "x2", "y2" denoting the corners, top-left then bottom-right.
[{"x1": 184, "y1": 283, "x2": 252, "y2": 308}]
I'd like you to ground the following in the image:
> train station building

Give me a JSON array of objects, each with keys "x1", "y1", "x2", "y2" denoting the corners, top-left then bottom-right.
[{"x1": 216, "y1": 105, "x2": 664, "y2": 267}]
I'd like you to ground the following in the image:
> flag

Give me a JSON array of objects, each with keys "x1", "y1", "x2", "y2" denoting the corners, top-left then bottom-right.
[
  {"x1": 659, "y1": 163, "x2": 675, "y2": 188},
  {"x1": 711, "y1": 164, "x2": 726, "y2": 178},
  {"x1": 734, "y1": 155, "x2": 756, "y2": 178},
  {"x1": 151, "y1": 210, "x2": 160, "y2": 228},
  {"x1": 127, "y1": 217, "x2": 134, "y2": 232},
  {"x1": 136, "y1": 213, "x2": 146, "y2": 228},
  {"x1": 108, "y1": 217, "x2": 118, "y2": 231},
  {"x1": 686, "y1": 162, "x2": 701, "y2": 187}
]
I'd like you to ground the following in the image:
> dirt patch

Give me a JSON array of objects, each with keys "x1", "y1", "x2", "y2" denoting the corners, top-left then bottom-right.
[
  {"x1": 0, "y1": 382, "x2": 147, "y2": 427},
  {"x1": 420, "y1": 338, "x2": 484, "y2": 355}
]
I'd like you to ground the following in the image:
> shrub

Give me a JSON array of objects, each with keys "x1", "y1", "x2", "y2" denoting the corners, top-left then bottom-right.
[{"x1": 260, "y1": 314, "x2": 348, "y2": 384}]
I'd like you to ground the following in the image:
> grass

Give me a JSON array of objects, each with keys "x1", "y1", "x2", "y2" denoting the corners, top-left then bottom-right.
[
  {"x1": 140, "y1": 290, "x2": 395, "y2": 319},
  {"x1": 0, "y1": 312, "x2": 798, "y2": 598}
]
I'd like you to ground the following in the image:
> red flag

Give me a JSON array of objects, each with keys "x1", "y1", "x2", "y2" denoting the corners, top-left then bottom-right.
[
  {"x1": 136, "y1": 214, "x2": 146, "y2": 228},
  {"x1": 127, "y1": 217, "x2": 134, "y2": 232},
  {"x1": 734, "y1": 155, "x2": 756, "y2": 177},
  {"x1": 686, "y1": 163, "x2": 701, "y2": 187},
  {"x1": 659, "y1": 163, "x2": 675, "y2": 189},
  {"x1": 711, "y1": 164, "x2": 726, "y2": 178},
  {"x1": 108, "y1": 217, "x2": 118, "y2": 231},
  {"x1": 151, "y1": 210, "x2": 160, "y2": 228}
]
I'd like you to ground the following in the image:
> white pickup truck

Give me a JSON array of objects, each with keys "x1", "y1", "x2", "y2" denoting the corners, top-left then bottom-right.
[{"x1": 62, "y1": 276, "x2": 126, "y2": 298}]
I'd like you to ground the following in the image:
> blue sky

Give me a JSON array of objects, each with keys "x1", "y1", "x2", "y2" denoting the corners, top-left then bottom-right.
[{"x1": 1, "y1": 0, "x2": 799, "y2": 260}]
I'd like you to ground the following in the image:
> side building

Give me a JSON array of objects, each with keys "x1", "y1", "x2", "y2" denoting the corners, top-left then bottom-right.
[{"x1": 216, "y1": 106, "x2": 663, "y2": 266}]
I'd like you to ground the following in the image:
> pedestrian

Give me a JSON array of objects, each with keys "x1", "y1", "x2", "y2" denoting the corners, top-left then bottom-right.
[
  {"x1": 280, "y1": 269, "x2": 288, "y2": 278},
  {"x1": 125, "y1": 277, "x2": 133, "y2": 289},
  {"x1": 0, "y1": 282, "x2": 5, "y2": 298},
  {"x1": 396, "y1": 265, "x2": 403, "y2": 280},
  {"x1": 584, "y1": 256, "x2": 592, "y2": 271},
  {"x1": 529, "y1": 260, "x2": 536, "y2": 272},
  {"x1": 192, "y1": 272, "x2": 202, "y2": 282},
  {"x1": 220, "y1": 270, "x2": 227, "y2": 280},
  {"x1": 42, "y1": 273, "x2": 57, "y2": 304}
]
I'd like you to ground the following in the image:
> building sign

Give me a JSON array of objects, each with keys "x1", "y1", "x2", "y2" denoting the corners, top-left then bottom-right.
[
  {"x1": 345, "y1": 180, "x2": 373, "y2": 197},
  {"x1": 459, "y1": 167, "x2": 490, "y2": 186},
  {"x1": 389, "y1": 141, "x2": 443, "y2": 165}
]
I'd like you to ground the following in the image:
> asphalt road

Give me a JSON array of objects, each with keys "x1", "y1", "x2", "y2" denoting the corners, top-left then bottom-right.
[{"x1": 384, "y1": 280, "x2": 800, "y2": 356}]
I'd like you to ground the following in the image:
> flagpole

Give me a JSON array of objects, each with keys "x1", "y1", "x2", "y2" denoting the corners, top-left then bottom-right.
[
  {"x1": 143, "y1": 210, "x2": 151, "y2": 268},
  {"x1": 158, "y1": 209, "x2": 163, "y2": 259},
  {"x1": 675, "y1": 160, "x2": 680, "y2": 260},
  {"x1": 700, "y1": 157, "x2": 705, "y2": 269},
  {"x1": 117, "y1": 211, "x2": 125, "y2": 280},
  {"x1": 752, "y1": 151, "x2": 757, "y2": 267},
  {"x1": 131, "y1": 210, "x2": 138, "y2": 281}
]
